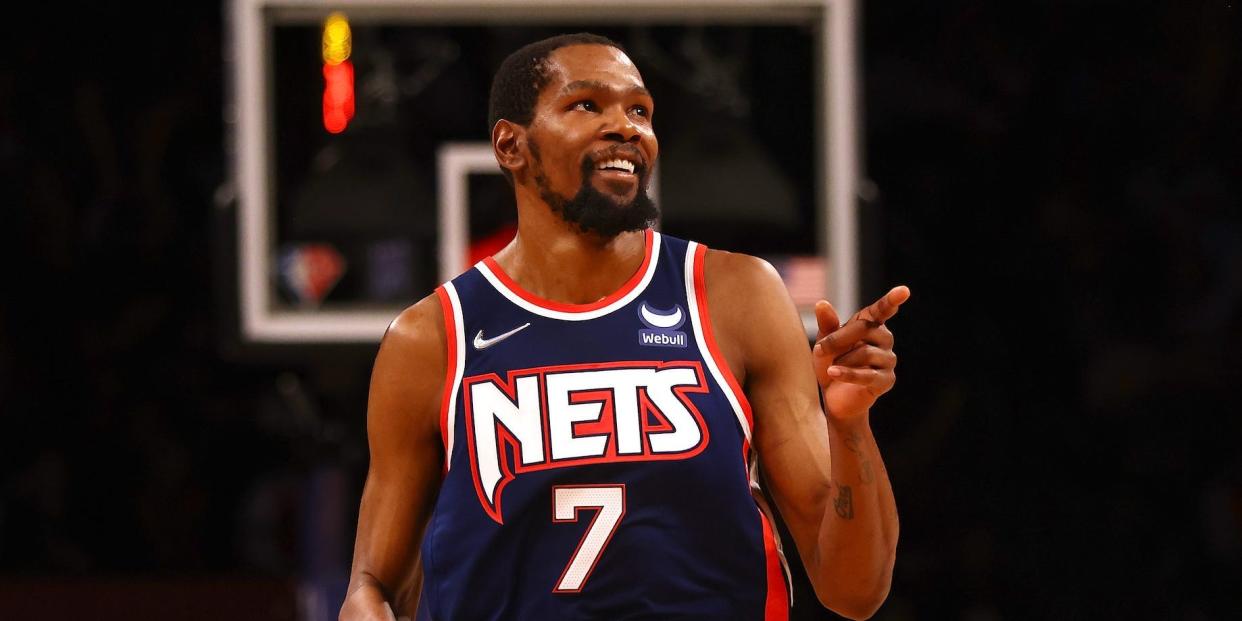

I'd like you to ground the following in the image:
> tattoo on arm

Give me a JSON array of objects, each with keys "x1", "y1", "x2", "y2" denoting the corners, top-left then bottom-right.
[
  {"x1": 845, "y1": 430, "x2": 875, "y2": 485},
  {"x1": 833, "y1": 485, "x2": 854, "y2": 519},
  {"x1": 844, "y1": 431, "x2": 863, "y2": 454},
  {"x1": 860, "y1": 460, "x2": 876, "y2": 484}
]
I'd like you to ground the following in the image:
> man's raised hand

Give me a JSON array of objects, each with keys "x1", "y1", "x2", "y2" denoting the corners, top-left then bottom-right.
[{"x1": 811, "y1": 286, "x2": 910, "y2": 420}]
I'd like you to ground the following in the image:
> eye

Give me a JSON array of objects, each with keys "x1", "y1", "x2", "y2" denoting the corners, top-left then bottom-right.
[
  {"x1": 570, "y1": 100, "x2": 598, "y2": 112},
  {"x1": 630, "y1": 105, "x2": 650, "y2": 118}
]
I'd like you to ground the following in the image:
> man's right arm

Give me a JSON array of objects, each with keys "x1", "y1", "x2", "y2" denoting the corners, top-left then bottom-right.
[{"x1": 340, "y1": 294, "x2": 447, "y2": 621}]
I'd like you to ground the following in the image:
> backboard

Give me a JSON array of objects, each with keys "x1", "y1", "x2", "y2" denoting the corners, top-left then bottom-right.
[{"x1": 225, "y1": 0, "x2": 860, "y2": 344}]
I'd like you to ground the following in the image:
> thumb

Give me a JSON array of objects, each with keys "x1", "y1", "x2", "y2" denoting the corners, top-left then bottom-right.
[{"x1": 814, "y1": 299, "x2": 841, "y2": 342}]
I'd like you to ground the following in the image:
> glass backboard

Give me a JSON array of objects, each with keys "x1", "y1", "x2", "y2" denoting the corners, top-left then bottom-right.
[{"x1": 226, "y1": 0, "x2": 860, "y2": 343}]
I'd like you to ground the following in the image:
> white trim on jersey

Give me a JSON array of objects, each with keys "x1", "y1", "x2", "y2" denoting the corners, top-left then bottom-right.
[
  {"x1": 475, "y1": 233, "x2": 663, "y2": 321},
  {"x1": 444, "y1": 282, "x2": 467, "y2": 471},
  {"x1": 684, "y1": 241, "x2": 753, "y2": 443}
]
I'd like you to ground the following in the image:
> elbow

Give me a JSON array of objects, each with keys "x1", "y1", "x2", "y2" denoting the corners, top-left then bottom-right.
[
  {"x1": 821, "y1": 587, "x2": 891, "y2": 620},
  {"x1": 810, "y1": 561, "x2": 894, "y2": 620},
  {"x1": 337, "y1": 592, "x2": 359, "y2": 621},
  {"x1": 338, "y1": 584, "x2": 371, "y2": 621},
  {"x1": 339, "y1": 571, "x2": 396, "y2": 621}
]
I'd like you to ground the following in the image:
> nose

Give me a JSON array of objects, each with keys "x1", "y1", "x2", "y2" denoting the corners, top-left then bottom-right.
[{"x1": 600, "y1": 106, "x2": 640, "y2": 143}]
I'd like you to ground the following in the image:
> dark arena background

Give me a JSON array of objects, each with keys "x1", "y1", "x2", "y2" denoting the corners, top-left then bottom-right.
[{"x1": 3, "y1": 1, "x2": 1241, "y2": 619}]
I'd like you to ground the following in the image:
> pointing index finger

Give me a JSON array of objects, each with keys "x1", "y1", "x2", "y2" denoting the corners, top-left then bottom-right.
[
  {"x1": 814, "y1": 286, "x2": 909, "y2": 357},
  {"x1": 857, "y1": 285, "x2": 910, "y2": 324}
]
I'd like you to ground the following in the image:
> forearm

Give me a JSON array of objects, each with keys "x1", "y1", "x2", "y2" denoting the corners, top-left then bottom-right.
[
  {"x1": 813, "y1": 414, "x2": 898, "y2": 619},
  {"x1": 340, "y1": 473, "x2": 432, "y2": 621}
]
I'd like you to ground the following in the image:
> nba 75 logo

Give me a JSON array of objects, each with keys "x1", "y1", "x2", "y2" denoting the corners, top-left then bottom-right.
[
  {"x1": 463, "y1": 361, "x2": 710, "y2": 523},
  {"x1": 637, "y1": 301, "x2": 687, "y2": 348}
]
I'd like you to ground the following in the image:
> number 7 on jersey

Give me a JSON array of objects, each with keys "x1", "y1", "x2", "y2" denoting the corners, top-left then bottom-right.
[{"x1": 552, "y1": 484, "x2": 627, "y2": 593}]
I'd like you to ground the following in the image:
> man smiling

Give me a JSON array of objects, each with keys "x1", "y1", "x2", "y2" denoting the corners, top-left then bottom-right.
[{"x1": 341, "y1": 33, "x2": 908, "y2": 621}]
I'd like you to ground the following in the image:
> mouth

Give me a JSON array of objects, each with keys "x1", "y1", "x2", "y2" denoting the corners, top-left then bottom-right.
[
  {"x1": 589, "y1": 149, "x2": 644, "y2": 182},
  {"x1": 595, "y1": 158, "x2": 637, "y2": 175}
]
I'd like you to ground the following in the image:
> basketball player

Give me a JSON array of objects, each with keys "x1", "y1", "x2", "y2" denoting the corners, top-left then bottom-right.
[{"x1": 340, "y1": 33, "x2": 906, "y2": 621}]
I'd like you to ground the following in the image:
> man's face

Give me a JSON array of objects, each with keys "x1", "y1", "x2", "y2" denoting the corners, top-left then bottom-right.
[{"x1": 525, "y1": 44, "x2": 660, "y2": 237}]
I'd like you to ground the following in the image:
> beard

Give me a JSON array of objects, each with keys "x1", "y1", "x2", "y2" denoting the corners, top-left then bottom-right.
[{"x1": 532, "y1": 145, "x2": 659, "y2": 239}]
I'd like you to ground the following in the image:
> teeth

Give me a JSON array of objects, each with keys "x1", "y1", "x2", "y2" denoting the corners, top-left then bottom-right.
[{"x1": 596, "y1": 158, "x2": 635, "y2": 174}]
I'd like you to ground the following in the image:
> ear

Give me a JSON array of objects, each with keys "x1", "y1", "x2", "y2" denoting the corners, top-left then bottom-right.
[{"x1": 492, "y1": 120, "x2": 528, "y2": 179}]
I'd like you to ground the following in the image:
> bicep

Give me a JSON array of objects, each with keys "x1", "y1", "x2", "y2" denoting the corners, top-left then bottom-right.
[
  {"x1": 348, "y1": 301, "x2": 447, "y2": 609},
  {"x1": 748, "y1": 333, "x2": 834, "y2": 545},
  {"x1": 706, "y1": 252, "x2": 833, "y2": 550}
]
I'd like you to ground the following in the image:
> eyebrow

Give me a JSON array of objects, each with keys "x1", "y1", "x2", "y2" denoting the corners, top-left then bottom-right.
[{"x1": 559, "y1": 80, "x2": 651, "y2": 98}]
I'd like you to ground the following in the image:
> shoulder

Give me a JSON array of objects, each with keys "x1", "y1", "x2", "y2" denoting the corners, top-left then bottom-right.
[
  {"x1": 702, "y1": 248, "x2": 794, "y2": 323},
  {"x1": 367, "y1": 291, "x2": 449, "y2": 432},
  {"x1": 699, "y1": 247, "x2": 803, "y2": 372},
  {"x1": 380, "y1": 291, "x2": 448, "y2": 363},
  {"x1": 365, "y1": 292, "x2": 449, "y2": 487}
]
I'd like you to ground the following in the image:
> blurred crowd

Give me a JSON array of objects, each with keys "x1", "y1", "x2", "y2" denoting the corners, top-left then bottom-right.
[
  {"x1": 0, "y1": 5, "x2": 367, "y2": 584},
  {"x1": 2, "y1": 2, "x2": 1239, "y2": 620},
  {"x1": 862, "y1": 2, "x2": 1242, "y2": 617}
]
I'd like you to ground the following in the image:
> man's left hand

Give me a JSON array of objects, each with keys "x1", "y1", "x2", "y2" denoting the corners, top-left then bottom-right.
[{"x1": 811, "y1": 286, "x2": 910, "y2": 421}]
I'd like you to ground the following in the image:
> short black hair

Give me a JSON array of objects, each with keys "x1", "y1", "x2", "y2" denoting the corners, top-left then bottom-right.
[
  {"x1": 488, "y1": 33, "x2": 626, "y2": 183},
  {"x1": 488, "y1": 32, "x2": 625, "y2": 131}
]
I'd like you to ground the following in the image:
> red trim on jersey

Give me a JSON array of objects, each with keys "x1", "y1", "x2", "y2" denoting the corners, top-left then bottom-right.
[
  {"x1": 482, "y1": 228, "x2": 654, "y2": 313},
  {"x1": 434, "y1": 286, "x2": 459, "y2": 472},
  {"x1": 691, "y1": 243, "x2": 756, "y2": 434},
  {"x1": 760, "y1": 511, "x2": 791, "y2": 621}
]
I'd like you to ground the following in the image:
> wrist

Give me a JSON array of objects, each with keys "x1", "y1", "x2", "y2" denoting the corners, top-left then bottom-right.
[{"x1": 826, "y1": 409, "x2": 872, "y2": 433}]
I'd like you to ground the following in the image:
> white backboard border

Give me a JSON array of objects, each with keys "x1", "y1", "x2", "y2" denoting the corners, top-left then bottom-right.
[{"x1": 228, "y1": 0, "x2": 859, "y2": 343}]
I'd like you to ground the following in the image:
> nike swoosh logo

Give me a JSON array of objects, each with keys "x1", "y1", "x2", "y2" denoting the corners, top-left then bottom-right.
[{"x1": 473, "y1": 323, "x2": 531, "y2": 350}]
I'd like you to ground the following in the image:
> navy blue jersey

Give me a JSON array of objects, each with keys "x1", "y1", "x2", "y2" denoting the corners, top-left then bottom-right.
[{"x1": 419, "y1": 230, "x2": 790, "y2": 620}]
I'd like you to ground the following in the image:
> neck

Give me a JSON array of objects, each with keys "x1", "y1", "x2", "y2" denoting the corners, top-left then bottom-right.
[{"x1": 491, "y1": 183, "x2": 648, "y2": 305}]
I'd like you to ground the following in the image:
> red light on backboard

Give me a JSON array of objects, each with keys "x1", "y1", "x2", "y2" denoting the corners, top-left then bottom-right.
[{"x1": 323, "y1": 60, "x2": 355, "y2": 134}]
